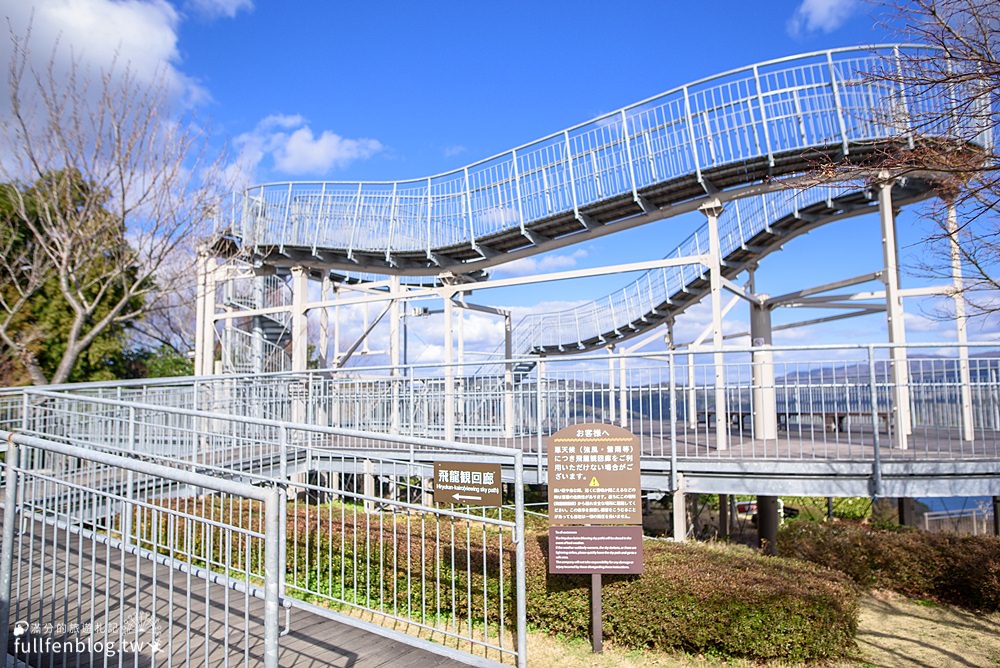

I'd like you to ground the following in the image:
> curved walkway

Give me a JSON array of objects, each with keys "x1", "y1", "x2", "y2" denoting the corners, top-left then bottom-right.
[
  {"x1": 225, "y1": 45, "x2": 984, "y2": 356},
  {"x1": 231, "y1": 45, "x2": 977, "y2": 276}
]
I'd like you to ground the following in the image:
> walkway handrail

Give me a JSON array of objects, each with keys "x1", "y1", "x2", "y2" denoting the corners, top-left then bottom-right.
[{"x1": 231, "y1": 45, "x2": 982, "y2": 267}]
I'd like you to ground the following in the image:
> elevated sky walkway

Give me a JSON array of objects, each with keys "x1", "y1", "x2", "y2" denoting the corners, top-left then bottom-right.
[
  {"x1": 215, "y1": 44, "x2": 991, "y2": 363},
  {"x1": 512, "y1": 177, "x2": 933, "y2": 355},
  {"x1": 226, "y1": 45, "x2": 987, "y2": 280}
]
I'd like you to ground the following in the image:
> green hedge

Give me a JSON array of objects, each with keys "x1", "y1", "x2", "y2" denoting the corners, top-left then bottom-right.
[
  {"x1": 526, "y1": 535, "x2": 859, "y2": 662},
  {"x1": 779, "y1": 521, "x2": 1000, "y2": 611}
]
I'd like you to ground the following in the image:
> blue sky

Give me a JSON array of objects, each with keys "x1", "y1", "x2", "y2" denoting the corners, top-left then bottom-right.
[{"x1": 4, "y1": 0, "x2": 997, "y2": 362}]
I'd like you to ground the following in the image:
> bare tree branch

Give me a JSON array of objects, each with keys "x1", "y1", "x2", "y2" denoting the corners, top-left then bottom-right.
[{"x1": 0, "y1": 24, "x2": 226, "y2": 384}]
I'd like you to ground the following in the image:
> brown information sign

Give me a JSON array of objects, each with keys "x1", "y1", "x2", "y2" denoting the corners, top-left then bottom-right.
[
  {"x1": 548, "y1": 526, "x2": 644, "y2": 574},
  {"x1": 547, "y1": 423, "x2": 641, "y2": 525},
  {"x1": 433, "y1": 462, "x2": 502, "y2": 507}
]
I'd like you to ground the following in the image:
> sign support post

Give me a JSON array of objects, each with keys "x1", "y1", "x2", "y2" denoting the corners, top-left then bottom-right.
[{"x1": 591, "y1": 573, "x2": 603, "y2": 653}]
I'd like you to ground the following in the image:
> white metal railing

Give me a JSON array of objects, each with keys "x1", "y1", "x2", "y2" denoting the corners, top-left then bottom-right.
[
  {"x1": 3, "y1": 389, "x2": 529, "y2": 667},
  {"x1": 0, "y1": 432, "x2": 285, "y2": 667},
  {"x1": 10, "y1": 342, "x2": 999, "y2": 468},
  {"x1": 923, "y1": 507, "x2": 996, "y2": 535},
  {"x1": 233, "y1": 46, "x2": 984, "y2": 260},
  {"x1": 222, "y1": 326, "x2": 291, "y2": 374},
  {"x1": 507, "y1": 180, "x2": 865, "y2": 354}
]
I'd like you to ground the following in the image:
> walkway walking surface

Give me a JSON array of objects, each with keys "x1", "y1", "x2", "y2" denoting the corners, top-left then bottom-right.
[{"x1": 3, "y1": 515, "x2": 475, "y2": 667}]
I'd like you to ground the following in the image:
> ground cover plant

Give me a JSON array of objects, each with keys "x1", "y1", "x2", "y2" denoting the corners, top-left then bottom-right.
[
  {"x1": 138, "y1": 495, "x2": 862, "y2": 662},
  {"x1": 524, "y1": 535, "x2": 858, "y2": 662},
  {"x1": 779, "y1": 520, "x2": 1000, "y2": 612}
]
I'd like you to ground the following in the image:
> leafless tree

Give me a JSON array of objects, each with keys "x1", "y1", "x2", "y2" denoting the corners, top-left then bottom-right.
[
  {"x1": 867, "y1": 0, "x2": 999, "y2": 315},
  {"x1": 0, "y1": 28, "x2": 226, "y2": 384}
]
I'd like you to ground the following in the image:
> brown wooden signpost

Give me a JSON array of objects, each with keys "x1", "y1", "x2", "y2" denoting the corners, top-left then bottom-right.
[
  {"x1": 547, "y1": 423, "x2": 643, "y2": 654},
  {"x1": 433, "y1": 462, "x2": 502, "y2": 507}
]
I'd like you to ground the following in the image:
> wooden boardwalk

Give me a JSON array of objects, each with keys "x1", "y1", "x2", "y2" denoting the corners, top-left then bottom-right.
[{"x1": 4, "y1": 516, "x2": 482, "y2": 668}]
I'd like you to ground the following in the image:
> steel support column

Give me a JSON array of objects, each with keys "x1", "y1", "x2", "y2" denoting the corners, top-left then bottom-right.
[
  {"x1": 757, "y1": 495, "x2": 779, "y2": 555},
  {"x1": 948, "y1": 201, "x2": 975, "y2": 442},
  {"x1": 252, "y1": 276, "x2": 265, "y2": 373},
  {"x1": 607, "y1": 346, "x2": 617, "y2": 424},
  {"x1": 718, "y1": 493, "x2": 730, "y2": 540},
  {"x1": 195, "y1": 251, "x2": 217, "y2": 377},
  {"x1": 194, "y1": 248, "x2": 208, "y2": 376},
  {"x1": 687, "y1": 352, "x2": 698, "y2": 430},
  {"x1": 390, "y1": 276, "x2": 402, "y2": 434},
  {"x1": 750, "y1": 298, "x2": 778, "y2": 441},
  {"x1": 702, "y1": 200, "x2": 728, "y2": 451},
  {"x1": 291, "y1": 266, "x2": 309, "y2": 373},
  {"x1": 878, "y1": 177, "x2": 911, "y2": 449},
  {"x1": 444, "y1": 293, "x2": 456, "y2": 440},
  {"x1": 319, "y1": 274, "x2": 332, "y2": 367},
  {"x1": 672, "y1": 474, "x2": 686, "y2": 542},
  {"x1": 504, "y1": 314, "x2": 515, "y2": 439}
]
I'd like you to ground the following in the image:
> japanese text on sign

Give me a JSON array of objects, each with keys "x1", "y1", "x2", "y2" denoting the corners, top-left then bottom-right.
[
  {"x1": 547, "y1": 423, "x2": 642, "y2": 526},
  {"x1": 433, "y1": 462, "x2": 502, "y2": 507}
]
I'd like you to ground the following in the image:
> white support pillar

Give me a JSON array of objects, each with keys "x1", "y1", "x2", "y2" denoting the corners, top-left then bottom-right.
[
  {"x1": 390, "y1": 276, "x2": 402, "y2": 435},
  {"x1": 702, "y1": 200, "x2": 728, "y2": 451},
  {"x1": 333, "y1": 283, "x2": 342, "y2": 365},
  {"x1": 503, "y1": 314, "x2": 515, "y2": 439},
  {"x1": 194, "y1": 248, "x2": 208, "y2": 377},
  {"x1": 948, "y1": 201, "x2": 975, "y2": 442},
  {"x1": 750, "y1": 302, "x2": 778, "y2": 441},
  {"x1": 748, "y1": 266, "x2": 777, "y2": 441},
  {"x1": 444, "y1": 293, "x2": 456, "y2": 441},
  {"x1": 457, "y1": 303, "x2": 466, "y2": 427},
  {"x1": 319, "y1": 274, "x2": 332, "y2": 368},
  {"x1": 687, "y1": 352, "x2": 698, "y2": 431},
  {"x1": 252, "y1": 277, "x2": 265, "y2": 373},
  {"x1": 671, "y1": 474, "x2": 686, "y2": 542},
  {"x1": 607, "y1": 345, "x2": 617, "y2": 423},
  {"x1": 878, "y1": 177, "x2": 911, "y2": 449},
  {"x1": 618, "y1": 349, "x2": 628, "y2": 429},
  {"x1": 198, "y1": 254, "x2": 218, "y2": 377},
  {"x1": 291, "y1": 266, "x2": 310, "y2": 373}
]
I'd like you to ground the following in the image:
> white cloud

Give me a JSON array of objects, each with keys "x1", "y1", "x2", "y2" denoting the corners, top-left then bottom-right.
[
  {"x1": 493, "y1": 249, "x2": 589, "y2": 278},
  {"x1": 443, "y1": 145, "x2": 467, "y2": 158},
  {"x1": 275, "y1": 127, "x2": 382, "y2": 175},
  {"x1": 787, "y1": 0, "x2": 859, "y2": 37},
  {"x1": 1, "y1": 0, "x2": 207, "y2": 106},
  {"x1": 185, "y1": 0, "x2": 253, "y2": 19},
  {"x1": 225, "y1": 114, "x2": 383, "y2": 185}
]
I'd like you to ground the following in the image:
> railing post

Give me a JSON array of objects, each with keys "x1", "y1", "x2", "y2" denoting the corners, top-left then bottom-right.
[
  {"x1": 513, "y1": 452, "x2": 527, "y2": 668},
  {"x1": 511, "y1": 149, "x2": 527, "y2": 237},
  {"x1": 892, "y1": 46, "x2": 915, "y2": 150},
  {"x1": 535, "y1": 358, "x2": 546, "y2": 483},
  {"x1": 564, "y1": 131, "x2": 581, "y2": 220},
  {"x1": 682, "y1": 86, "x2": 702, "y2": 183},
  {"x1": 0, "y1": 440, "x2": 19, "y2": 661},
  {"x1": 279, "y1": 182, "x2": 293, "y2": 254},
  {"x1": 504, "y1": 314, "x2": 515, "y2": 440},
  {"x1": 621, "y1": 109, "x2": 639, "y2": 203},
  {"x1": 668, "y1": 350, "x2": 678, "y2": 493},
  {"x1": 263, "y1": 485, "x2": 282, "y2": 668},
  {"x1": 752, "y1": 65, "x2": 774, "y2": 167},
  {"x1": 867, "y1": 345, "x2": 883, "y2": 498},
  {"x1": 826, "y1": 51, "x2": 850, "y2": 155}
]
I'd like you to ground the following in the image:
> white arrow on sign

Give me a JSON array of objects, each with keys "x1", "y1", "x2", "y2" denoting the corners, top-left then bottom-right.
[{"x1": 453, "y1": 493, "x2": 482, "y2": 502}]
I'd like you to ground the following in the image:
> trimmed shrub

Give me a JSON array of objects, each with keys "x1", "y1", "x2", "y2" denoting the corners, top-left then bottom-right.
[
  {"x1": 779, "y1": 521, "x2": 1000, "y2": 611},
  {"x1": 525, "y1": 534, "x2": 859, "y2": 662}
]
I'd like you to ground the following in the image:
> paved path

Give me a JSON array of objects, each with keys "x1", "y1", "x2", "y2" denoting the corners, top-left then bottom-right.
[{"x1": 3, "y1": 515, "x2": 481, "y2": 667}]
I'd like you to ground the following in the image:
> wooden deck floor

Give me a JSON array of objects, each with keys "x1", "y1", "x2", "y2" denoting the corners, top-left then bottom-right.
[{"x1": 4, "y1": 516, "x2": 481, "y2": 668}]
